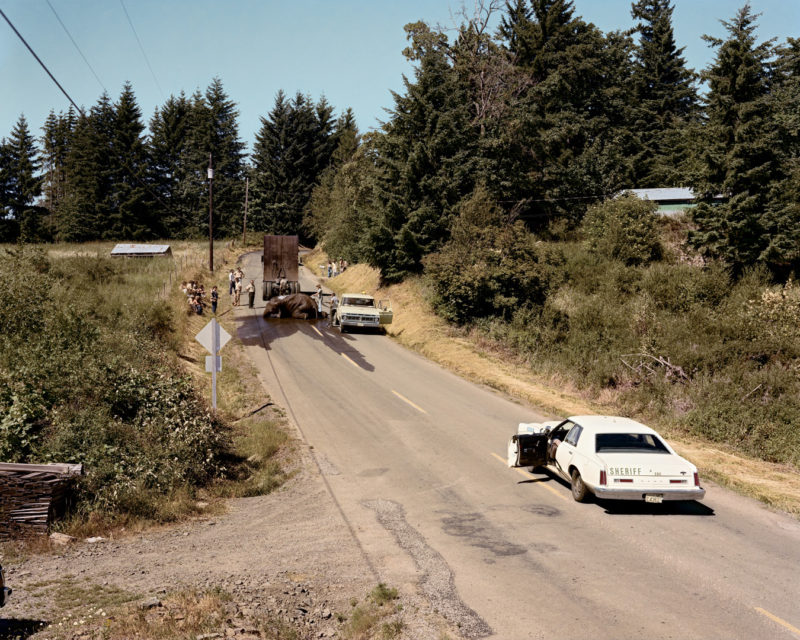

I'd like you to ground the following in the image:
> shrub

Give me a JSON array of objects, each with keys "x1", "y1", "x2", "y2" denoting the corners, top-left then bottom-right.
[
  {"x1": 424, "y1": 186, "x2": 560, "y2": 324},
  {"x1": 0, "y1": 248, "x2": 231, "y2": 518},
  {"x1": 581, "y1": 194, "x2": 662, "y2": 265}
]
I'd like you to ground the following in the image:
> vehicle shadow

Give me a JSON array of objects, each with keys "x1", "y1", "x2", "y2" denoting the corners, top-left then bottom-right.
[
  {"x1": 522, "y1": 469, "x2": 715, "y2": 516},
  {"x1": 598, "y1": 500, "x2": 715, "y2": 516},
  {"x1": 233, "y1": 309, "x2": 375, "y2": 372},
  {"x1": 0, "y1": 618, "x2": 49, "y2": 638}
]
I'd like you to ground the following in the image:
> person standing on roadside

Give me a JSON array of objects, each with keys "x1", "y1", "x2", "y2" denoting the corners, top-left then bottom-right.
[
  {"x1": 228, "y1": 270, "x2": 235, "y2": 295},
  {"x1": 234, "y1": 277, "x2": 242, "y2": 307},
  {"x1": 329, "y1": 291, "x2": 339, "y2": 326},
  {"x1": 313, "y1": 284, "x2": 324, "y2": 316},
  {"x1": 210, "y1": 286, "x2": 219, "y2": 314},
  {"x1": 246, "y1": 279, "x2": 256, "y2": 308}
]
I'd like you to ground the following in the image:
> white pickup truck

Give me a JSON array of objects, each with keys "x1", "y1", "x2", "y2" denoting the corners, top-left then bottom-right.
[{"x1": 334, "y1": 293, "x2": 393, "y2": 333}]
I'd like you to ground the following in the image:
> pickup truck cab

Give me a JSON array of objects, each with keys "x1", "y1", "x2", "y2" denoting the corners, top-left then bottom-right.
[{"x1": 334, "y1": 293, "x2": 392, "y2": 333}]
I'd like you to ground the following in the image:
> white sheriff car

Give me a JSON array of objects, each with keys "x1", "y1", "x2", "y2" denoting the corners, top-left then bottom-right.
[{"x1": 508, "y1": 415, "x2": 706, "y2": 503}]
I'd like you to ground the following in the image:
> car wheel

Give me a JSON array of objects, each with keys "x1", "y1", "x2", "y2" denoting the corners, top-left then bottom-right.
[{"x1": 571, "y1": 469, "x2": 589, "y2": 503}]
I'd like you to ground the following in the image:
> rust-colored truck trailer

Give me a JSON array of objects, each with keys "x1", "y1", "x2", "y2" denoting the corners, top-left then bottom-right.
[{"x1": 261, "y1": 235, "x2": 300, "y2": 300}]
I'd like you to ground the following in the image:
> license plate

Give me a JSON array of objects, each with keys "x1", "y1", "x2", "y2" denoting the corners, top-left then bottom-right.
[
  {"x1": 645, "y1": 494, "x2": 663, "y2": 504},
  {"x1": 357, "y1": 322, "x2": 364, "y2": 326}
]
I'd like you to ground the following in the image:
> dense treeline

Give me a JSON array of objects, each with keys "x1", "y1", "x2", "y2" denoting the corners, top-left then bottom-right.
[
  {"x1": 310, "y1": 1, "x2": 799, "y2": 282},
  {"x1": 0, "y1": 78, "x2": 350, "y2": 244},
  {"x1": 2, "y1": 1, "x2": 797, "y2": 281}
]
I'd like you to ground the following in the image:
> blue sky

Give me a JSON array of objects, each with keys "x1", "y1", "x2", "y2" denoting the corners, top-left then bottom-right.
[{"x1": 1, "y1": 0, "x2": 798, "y2": 153}]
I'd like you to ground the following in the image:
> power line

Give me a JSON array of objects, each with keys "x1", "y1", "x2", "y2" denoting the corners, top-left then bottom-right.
[
  {"x1": 0, "y1": 7, "x2": 84, "y2": 117},
  {"x1": 46, "y1": 0, "x2": 106, "y2": 93},
  {"x1": 118, "y1": 0, "x2": 164, "y2": 99},
  {"x1": 0, "y1": 5, "x2": 188, "y2": 227}
]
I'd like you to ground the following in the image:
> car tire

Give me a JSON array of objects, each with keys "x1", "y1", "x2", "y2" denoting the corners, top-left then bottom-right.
[{"x1": 571, "y1": 469, "x2": 589, "y2": 503}]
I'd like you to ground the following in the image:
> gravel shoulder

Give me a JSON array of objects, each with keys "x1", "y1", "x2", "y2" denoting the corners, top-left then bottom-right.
[{"x1": 3, "y1": 447, "x2": 462, "y2": 639}]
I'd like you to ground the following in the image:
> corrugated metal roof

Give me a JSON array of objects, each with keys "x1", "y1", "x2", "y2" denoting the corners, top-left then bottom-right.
[
  {"x1": 110, "y1": 244, "x2": 171, "y2": 255},
  {"x1": 626, "y1": 188, "x2": 696, "y2": 202}
]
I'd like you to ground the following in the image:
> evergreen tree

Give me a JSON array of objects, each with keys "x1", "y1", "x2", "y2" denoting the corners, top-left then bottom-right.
[
  {"x1": 105, "y1": 82, "x2": 150, "y2": 239},
  {"x1": 498, "y1": 1, "x2": 638, "y2": 229},
  {"x1": 148, "y1": 93, "x2": 194, "y2": 237},
  {"x1": 759, "y1": 37, "x2": 800, "y2": 273},
  {"x1": 2, "y1": 115, "x2": 44, "y2": 240},
  {"x1": 691, "y1": 4, "x2": 779, "y2": 273},
  {"x1": 250, "y1": 91, "x2": 339, "y2": 238},
  {"x1": 0, "y1": 138, "x2": 15, "y2": 241},
  {"x1": 371, "y1": 20, "x2": 478, "y2": 280},
  {"x1": 41, "y1": 107, "x2": 76, "y2": 226},
  {"x1": 58, "y1": 94, "x2": 115, "y2": 241},
  {"x1": 182, "y1": 79, "x2": 245, "y2": 237},
  {"x1": 630, "y1": 0, "x2": 697, "y2": 186},
  {"x1": 302, "y1": 108, "x2": 361, "y2": 243}
]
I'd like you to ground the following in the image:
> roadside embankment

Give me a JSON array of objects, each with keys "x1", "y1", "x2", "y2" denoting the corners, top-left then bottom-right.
[{"x1": 320, "y1": 258, "x2": 800, "y2": 518}]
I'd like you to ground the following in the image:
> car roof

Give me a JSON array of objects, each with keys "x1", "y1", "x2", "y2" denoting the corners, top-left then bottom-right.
[
  {"x1": 567, "y1": 415, "x2": 657, "y2": 435},
  {"x1": 341, "y1": 293, "x2": 373, "y2": 299}
]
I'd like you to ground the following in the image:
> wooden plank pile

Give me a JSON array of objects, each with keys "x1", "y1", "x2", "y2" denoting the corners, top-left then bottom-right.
[{"x1": 0, "y1": 463, "x2": 83, "y2": 539}]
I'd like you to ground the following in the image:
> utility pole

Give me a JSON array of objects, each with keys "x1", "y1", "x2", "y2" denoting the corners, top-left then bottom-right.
[
  {"x1": 243, "y1": 176, "x2": 249, "y2": 246},
  {"x1": 208, "y1": 153, "x2": 214, "y2": 272}
]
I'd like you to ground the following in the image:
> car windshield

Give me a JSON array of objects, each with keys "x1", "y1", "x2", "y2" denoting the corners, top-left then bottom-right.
[
  {"x1": 595, "y1": 433, "x2": 669, "y2": 453},
  {"x1": 342, "y1": 297, "x2": 374, "y2": 307}
]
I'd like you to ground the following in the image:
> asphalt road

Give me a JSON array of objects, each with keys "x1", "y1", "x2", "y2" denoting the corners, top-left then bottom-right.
[{"x1": 232, "y1": 253, "x2": 800, "y2": 640}]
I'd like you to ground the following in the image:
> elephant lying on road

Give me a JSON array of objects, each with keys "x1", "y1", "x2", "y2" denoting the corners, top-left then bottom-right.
[{"x1": 263, "y1": 293, "x2": 326, "y2": 320}]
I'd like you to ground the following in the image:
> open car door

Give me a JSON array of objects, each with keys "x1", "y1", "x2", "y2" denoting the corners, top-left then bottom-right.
[
  {"x1": 378, "y1": 300, "x2": 393, "y2": 325},
  {"x1": 507, "y1": 432, "x2": 548, "y2": 468}
]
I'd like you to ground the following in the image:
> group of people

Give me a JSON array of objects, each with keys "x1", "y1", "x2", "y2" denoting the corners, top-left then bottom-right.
[
  {"x1": 229, "y1": 268, "x2": 256, "y2": 308},
  {"x1": 326, "y1": 259, "x2": 348, "y2": 278},
  {"x1": 181, "y1": 280, "x2": 219, "y2": 315}
]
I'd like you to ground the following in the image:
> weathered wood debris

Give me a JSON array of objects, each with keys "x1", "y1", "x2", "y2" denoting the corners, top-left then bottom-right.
[{"x1": 0, "y1": 462, "x2": 83, "y2": 539}]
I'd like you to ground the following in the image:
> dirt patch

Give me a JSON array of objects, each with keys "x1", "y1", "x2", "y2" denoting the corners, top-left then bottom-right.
[{"x1": 2, "y1": 459, "x2": 463, "y2": 639}]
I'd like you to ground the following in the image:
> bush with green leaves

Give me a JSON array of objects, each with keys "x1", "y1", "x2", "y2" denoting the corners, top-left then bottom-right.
[
  {"x1": 581, "y1": 194, "x2": 662, "y2": 265},
  {"x1": 478, "y1": 240, "x2": 800, "y2": 466},
  {"x1": 0, "y1": 248, "x2": 230, "y2": 518},
  {"x1": 424, "y1": 186, "x2": 561, "y2": 324}
]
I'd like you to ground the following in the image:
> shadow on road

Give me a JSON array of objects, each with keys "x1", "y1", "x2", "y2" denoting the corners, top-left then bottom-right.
[
  {"x1": 233, "y1": 310, "x2": 376, "y2": 372},
  {"x1": 598, "y1": 500, "x2": 715, "y2": 517},
  {"x1": 0, "y1": 618, "x2": 49, "y2": 639},
  {"x1": 521, "y1": 470, "x2": 716, "y2": 516}
]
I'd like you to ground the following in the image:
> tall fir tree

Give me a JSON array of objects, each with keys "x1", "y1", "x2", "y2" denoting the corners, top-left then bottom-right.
[
  {"x1": 0, "y1": 138, "x2": 14, "y2": 241},
  {"x1": 498, "y1": 0, "x2": 638, "y2": 229},
  {"x1": 105, "y1": 82, "x2": 150, "y2": 239},
  {"x1": 41, "y1": 107, "x2": 76, "y2": 226},
  {"x1": 758, "y1": 37, "x2": 800, "y2": 273},
  {"x1": 2, "y1": 115, "x2": 44, "y2": 240},
  {"x1": 691, "y1": 4, "x2": 779, "y2": 273},
  {"x1": 371, "y1": 20, "x2": 478, "y2": 280},
  {"x1": 630, "y1": 0, "x2": 697, "y2": 186},
  {"x1": 187, "y1": 78, "x2": 245, "y2": 238},
  {"x1": 58, "y1": 93, "x2": 115, "y2": 241},
  {"x1": 250, "y1": 91, "x2": 339, "y2": 238},
  {"x1": 148, "y1": 93, "x2": 194, "y2": 237}
]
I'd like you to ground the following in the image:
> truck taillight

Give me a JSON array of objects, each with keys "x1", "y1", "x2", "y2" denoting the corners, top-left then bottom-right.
[
  {"x1": 599, "y1": 470, "x2": 607, "y2": 485},
  {"x1": 694, "y1": 472, "x2": 700, "y2": 487}
]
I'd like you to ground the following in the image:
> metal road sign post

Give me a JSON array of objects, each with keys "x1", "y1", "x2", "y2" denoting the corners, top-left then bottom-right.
[{"x1": 195, "y1": 318, "x2": 231, "y2": 410}]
